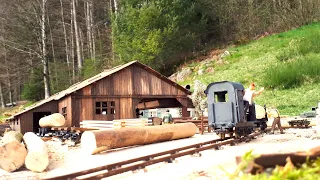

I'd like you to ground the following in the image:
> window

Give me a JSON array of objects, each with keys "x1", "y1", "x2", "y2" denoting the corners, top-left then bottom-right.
[
  {"x1": 62, "y1": 107, "x2": 67, "y2": 118},
  {"x1": 95, "y1": 101, "x2": 115, "y2": 115},
  {"x1": 214, "y1": 91, "x2": 229, "y2": 102}
]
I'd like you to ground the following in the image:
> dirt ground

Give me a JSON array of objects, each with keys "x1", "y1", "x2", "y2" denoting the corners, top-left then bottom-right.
[{"x1": 1, "y1": 124, "x2": 320, "y2": 180}]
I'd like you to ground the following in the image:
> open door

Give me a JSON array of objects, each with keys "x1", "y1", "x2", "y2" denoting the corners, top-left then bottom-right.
[{"x1": 33, "y1": 112, "x2": 51, "y2": 132}]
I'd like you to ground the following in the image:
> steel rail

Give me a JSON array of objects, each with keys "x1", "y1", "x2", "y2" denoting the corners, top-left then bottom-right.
[{"x1": 42, "y1": 130, "x2": 267, "y2": 180}]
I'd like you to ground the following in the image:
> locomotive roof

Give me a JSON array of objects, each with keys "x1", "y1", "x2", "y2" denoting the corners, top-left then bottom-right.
[{"x1": 204, "y1": 81, "x2": 244, "y2": 94}]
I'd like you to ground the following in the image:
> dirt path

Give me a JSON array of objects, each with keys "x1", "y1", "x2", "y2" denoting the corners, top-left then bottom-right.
[{"x1": 1, "y1": 127, "x2": 320, "y2": 180}]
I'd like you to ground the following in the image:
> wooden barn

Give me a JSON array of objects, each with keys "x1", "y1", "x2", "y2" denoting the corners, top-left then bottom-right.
[{"x1": 7, "y1": 61, "x2": 193, "y2": 134}]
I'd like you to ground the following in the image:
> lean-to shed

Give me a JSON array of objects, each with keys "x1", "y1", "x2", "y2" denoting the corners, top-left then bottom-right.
[{"x1": 8, "y1": 61, "x2": 193, "y2": 134}]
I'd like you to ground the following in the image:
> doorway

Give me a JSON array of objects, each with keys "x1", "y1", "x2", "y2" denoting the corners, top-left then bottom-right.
[{"x1": 33, "y1": 112, "x2": 51, "y2": 132}]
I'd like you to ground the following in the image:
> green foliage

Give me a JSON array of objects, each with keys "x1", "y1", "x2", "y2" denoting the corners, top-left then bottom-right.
[
  {"x1": 112, "y1": 0, "x2": 209, "y2": 75},
  {"x1": 21, "y1": 69, "x2": 45, "y2": 101},
  {"x1": 238, "y1": 155, "x2": 320, "y2": 180},
  {"x1": 83, "y1": 58, "x2": 98, "y2": 79},
  {"x1": 297, "y1": 29, "x2": 320, "y2": 55},
  {"x1": 264, "y1": 55, "x2": 320, "y2": 89},
  {"x1": 178, "y1": 23, "x2": 320, "y2": 115}
]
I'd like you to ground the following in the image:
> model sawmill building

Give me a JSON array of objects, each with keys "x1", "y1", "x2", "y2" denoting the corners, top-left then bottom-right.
[{"x1": 7, "y1": 61, "x2": 193, "y2": 134}]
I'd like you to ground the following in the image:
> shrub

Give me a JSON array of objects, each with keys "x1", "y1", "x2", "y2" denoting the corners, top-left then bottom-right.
[{"x1": 263, "y1": 55, "x2": 320, "y2": 89}]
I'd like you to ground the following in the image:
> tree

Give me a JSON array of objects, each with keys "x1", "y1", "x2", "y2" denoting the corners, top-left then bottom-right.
[{"x1": 112, "y1": 0, "x2": 209, "y2": 75}]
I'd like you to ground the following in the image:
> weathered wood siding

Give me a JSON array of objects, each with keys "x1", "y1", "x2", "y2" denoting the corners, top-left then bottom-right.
[
  {"x1": 58, "y1": 96, "x2": 72, "y2": 127},
  {"x1": 15, "y1": 101, "x2": 58, "y2": 134},
  {"x1": 132, "y1": 65, "x2": 185, "y2": 96},
  {"x1": 71, "y1": 65, "x2": 189, "y2": 124},
  {"x1": 92, "y1": 76, "x2": 114, "y2": 96},
  {"x1": 119, "y1": 98, "x2": 134, "y2": 119},
  {"x1": 113, "y1": 67, "x2": 133, "y2": 95}
]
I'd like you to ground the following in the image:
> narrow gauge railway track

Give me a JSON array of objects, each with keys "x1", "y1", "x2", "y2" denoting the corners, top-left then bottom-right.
[{"x1": 43, "y1": 130, "x2": 266, "y2": 180}]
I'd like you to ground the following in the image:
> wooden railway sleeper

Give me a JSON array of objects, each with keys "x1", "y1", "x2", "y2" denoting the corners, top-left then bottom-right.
[
  {"x1": 167, "y1": 158, "x2": 175, "y2": 163},
  {"x1": 109, "y1": 165, "x2": 122, "y2": 171},
  {"x1": 191, "y1": 151, "x2": 202, "y2": 157}
]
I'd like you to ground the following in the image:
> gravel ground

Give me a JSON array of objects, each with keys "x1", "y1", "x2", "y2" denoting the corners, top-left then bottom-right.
[{"x1": 1, "y1": 126, "x2": 320, "y2": 180}]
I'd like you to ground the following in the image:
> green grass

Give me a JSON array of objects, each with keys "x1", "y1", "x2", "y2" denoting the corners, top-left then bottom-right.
[
  {"x1": 0, "y1": 101, "x2": 34, "y2": 123},
  {"x1": 179, "y1": 22, "x2": 320, "y2": 116}
]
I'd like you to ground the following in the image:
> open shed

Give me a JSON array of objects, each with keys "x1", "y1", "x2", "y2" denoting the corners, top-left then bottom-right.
[{"x1": 8, "y1": 61, "x2": 193, "y2": 134}]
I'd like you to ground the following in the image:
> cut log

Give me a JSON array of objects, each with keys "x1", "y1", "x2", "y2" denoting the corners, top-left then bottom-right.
[
  {"x1": 81, "y1": 123, "x2": 198, "y2": 155},
  {"x1": 0, "y1": 141, "x2": 27, "y2": 172},
  {"x1": 39, "y1": 113, "x2": 65, "y2": 127},
  {"x1": 2, "y1": 131, "x2": 23, "y2": 144},
  {"x1": 23, "y1": 132, "x2": 49, "y2": 172}
]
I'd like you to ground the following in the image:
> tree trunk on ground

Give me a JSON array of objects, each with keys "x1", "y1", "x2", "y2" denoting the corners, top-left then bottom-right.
[
  {"x1": 2, "y1": 131, "x2": 23, "y2": 144},
  {"x1": 23, "y1": 132, "x2": 49, "y2": 172},
  {"x1": 39, "y1": 113, "x2": 66, "y2": 127},
  {"x1": 0, "y1": 141, "x2": 27, "y2": 172},
  {"x1": 81, "y1": 123, "x2": 198, "y2": 155}
]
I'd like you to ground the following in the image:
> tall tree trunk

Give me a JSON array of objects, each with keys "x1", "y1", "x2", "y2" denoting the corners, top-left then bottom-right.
[
  {"x1": 90, "y1": 2, "x2": 96, "y2": 60},
  {"x1": 41, "y1": 0, "x2": 50, "y2": 98},
  {"x1": 80, "y1": 28, "x2": 84, "y2": 66},
  {"x1": 86, "y1": 2, "x2": 92, "y2": 59},
  {"x1": 113, "y1": 0, "x2": 118, "y2": 12},
  {"x1": 47, "y1": 15, "x2": 57, "y2": 92},
  {"x1": 72, "y1": 0, "x2": 82, "y2": 75},
  {"x1": 0, "y1": 18, "x2": 13, "y2": 105},
  {"x1": 60, "y1": 0, "x2": 71, "y2": 85},
  {"x1": 70, "y1": 1, "x2": 76, "y2": 83},
  {"x1": 3, "y1": 43, "x2": 13, "y2": 105},
  {"x1": 0, "y1": 82, "x2": 4, "y2": 108}
]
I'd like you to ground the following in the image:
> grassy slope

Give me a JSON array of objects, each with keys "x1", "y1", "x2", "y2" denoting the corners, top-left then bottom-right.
[{"x1": 180, "y1": 23, "x2": 320, "y2": 116}]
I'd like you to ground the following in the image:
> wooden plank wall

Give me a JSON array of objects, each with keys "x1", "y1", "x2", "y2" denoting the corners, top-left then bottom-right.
[
  {"x1": 119, "y1": 98, "x2": 134, "y2": 119},
  {"x1": 72, "y1": 65, "x2": 190, "y2": 123},
  {"x1": 16, "y1": 101, "x2": 58, "y2": 134},
  {"x1": 58, "y1": 96, "x2": 72, "y2": 127},
  {"x1": 113, "y1": 67, "x2": 133, "y2": 95},
  {"x1": 133, "y1": 65, "x2": 185, "y2": 96},
  {"x1": 92, "y1": 76, "x2": 114, "y2": 95}
]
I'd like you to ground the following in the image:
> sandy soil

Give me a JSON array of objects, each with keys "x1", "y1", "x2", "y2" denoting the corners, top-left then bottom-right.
[{"x1": 1, "y1": 126, "x2": 320, "y2": 180}]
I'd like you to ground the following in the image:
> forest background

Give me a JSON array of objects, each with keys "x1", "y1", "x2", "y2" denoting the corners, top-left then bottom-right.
[{"x1": 0, "y1": 0, "x2": 319, "y2": 115}]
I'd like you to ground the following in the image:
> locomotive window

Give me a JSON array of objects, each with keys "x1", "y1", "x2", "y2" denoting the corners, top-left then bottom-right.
[{"x1": 214, "y1": 91, "x2": 229, "y2": 102}]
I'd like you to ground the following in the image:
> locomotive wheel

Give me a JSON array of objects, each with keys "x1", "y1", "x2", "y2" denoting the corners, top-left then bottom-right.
[
  {"x1": 228, "y1": 132, "x2": 234, "y2": 138},
  {"x1": 219, "y1": 133, "x2": 225, "y2": 139}
]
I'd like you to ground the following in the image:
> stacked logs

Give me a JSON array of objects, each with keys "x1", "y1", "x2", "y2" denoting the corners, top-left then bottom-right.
[
  {"x1": 0, "y1": 113, "x2": 65, "y2": 173},
  {"x1": 0, "y1": 131, "x2": 49, "y2": 173}
]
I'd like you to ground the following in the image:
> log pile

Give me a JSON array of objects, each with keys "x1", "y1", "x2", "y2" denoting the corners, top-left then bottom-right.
[{"x1": 0, "y1": 131, "x2": 49, "y2": 173}]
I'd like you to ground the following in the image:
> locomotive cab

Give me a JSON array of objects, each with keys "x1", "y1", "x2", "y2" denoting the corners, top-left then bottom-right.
[{"x1": 205, "y1": 81, "x2": 267, "y2": 138}]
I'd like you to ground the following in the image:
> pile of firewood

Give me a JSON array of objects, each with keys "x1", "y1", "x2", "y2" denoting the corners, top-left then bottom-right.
[{"x1": 0, "y1": 131, "x2": 49, "y2": 173}]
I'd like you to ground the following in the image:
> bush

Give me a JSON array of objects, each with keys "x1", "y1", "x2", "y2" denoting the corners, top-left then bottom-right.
[
  {"x1": 21, "y1": 69, "x2": 45, "y2": 101},
  {"x1": 297, "y1": 29, "x2": 320, "y2": 55},
  {"x1": 263, "y1": 55, "x2": 320, "y2": 89}
]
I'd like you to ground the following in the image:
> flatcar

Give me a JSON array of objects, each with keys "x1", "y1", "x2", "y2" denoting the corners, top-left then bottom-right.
[{"x1": 204, "y1": 81, "x2": 268, "y2": 138}]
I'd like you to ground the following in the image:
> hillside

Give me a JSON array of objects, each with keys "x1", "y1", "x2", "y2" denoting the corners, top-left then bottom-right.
[{"x1": 174, "y1": 23, "x2": 320, "y2": 116}]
